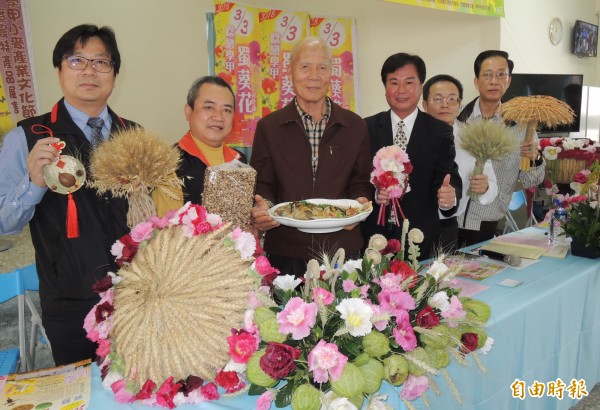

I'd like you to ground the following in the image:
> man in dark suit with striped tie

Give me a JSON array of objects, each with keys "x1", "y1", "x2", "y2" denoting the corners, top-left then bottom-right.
[{"x1": 361, "y1": 53, "x2": 462, "y2": 260}]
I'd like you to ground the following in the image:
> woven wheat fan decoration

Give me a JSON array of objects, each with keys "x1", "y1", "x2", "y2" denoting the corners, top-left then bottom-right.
[
  {"x1": 84, "y1": 202, "x2": 260, "y2": 407},
  {"x1": 89, "y1": 127, "x2": 182, "y2": 227}
]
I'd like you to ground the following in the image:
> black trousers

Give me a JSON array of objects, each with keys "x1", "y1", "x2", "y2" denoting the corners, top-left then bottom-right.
[
  {"x1": 42, "y1": 307, "x2": 97, "y2": 366},
  {"x1": 439, "y1": 216, "x2": 458, "y2": 253},
  {"x1": 458, "y1": 220, "x2": 500, "y2": 247}
]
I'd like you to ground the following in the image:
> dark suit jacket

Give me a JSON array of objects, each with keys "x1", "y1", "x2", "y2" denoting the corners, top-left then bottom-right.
[{"x1": 361, "y1": 109, "x2": 461, "y2": 260}]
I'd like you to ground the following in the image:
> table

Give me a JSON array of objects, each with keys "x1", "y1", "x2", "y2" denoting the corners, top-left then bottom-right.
[{"x1": 87, "y1": 227, "x2": 600, "y2": 409}]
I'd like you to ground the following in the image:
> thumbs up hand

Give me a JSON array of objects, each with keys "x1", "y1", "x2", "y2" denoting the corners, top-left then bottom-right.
[{"x1": 437, "y1": 174, "x2": 456, "y2": 210}]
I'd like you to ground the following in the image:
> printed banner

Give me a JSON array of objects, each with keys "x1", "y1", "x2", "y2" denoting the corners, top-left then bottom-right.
[
  {"x1": 383, "y1": 0, "x2": 505, "y2": 18},
  {"x1": 309, "y1": 17, "x2": 358, "y2": 112},
  {"x1": 214, "y1": 1, "x2": 262, "y2": 147},
  {"x1": 0, "y1": 0, "x2": 38, "y2": 125},
  {"x1": 214, "y1": 1, "x2": 359, "y2": 147},
  {"x1": 259, "y1": 8, "x2": 308, "y2": 117},
  {"x1": 0, "y1": 74, "x2": 12, "y2": 140}
]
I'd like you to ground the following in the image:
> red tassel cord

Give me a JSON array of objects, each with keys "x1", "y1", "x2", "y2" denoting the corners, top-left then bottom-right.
[{"x1": 66, "y1": 192, "x2": 79, "y2": 238}]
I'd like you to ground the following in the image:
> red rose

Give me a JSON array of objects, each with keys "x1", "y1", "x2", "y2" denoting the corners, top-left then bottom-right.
[
  {"x1": 259, "y1": 342, "x2": 301, "y2": 379},
  {"x1": 415, "y1": 306, "x2": 440, "y2": 329},
  {"x1": 215, "y1": 370, "x2": 243, "y2": 393},
  {"x1": 156, "y1": 376, "x2": 182, "y2": 409},
  {"x1": 91, "y1": 275, "x2": 113, "y2": 294},
  {"x1": 404, "y1": 161, "x2": 413, "y2": 175},
  {"x1": 375, "y1": 171, "x2": 399, "y2": 190},
  {"x1": 95, "y1": 301, "x2": 114, "y2": 323},
  {"x1": 381, "y1": 239, "x2": 401, "y2": 255},
  {"x1": 574, "y1": 172, "x2": 589, "y2": 183},
  {"x1": 134, "y1": 379, "x2": 157, "y2": 400},
  {"x1": 178, "y1": 375, "x2": 203, "y2": 397},
  {"x1": 543, "y1": 178, "x2": 553, "y2": 189},
  {"x1": 117, "y1": 234, "x2": 139, "y2": 267},
  {"x1": 387, "y1": 260, "x2": 418, "y2": 288},
  {"x1": 539, "y1": 138, "x2": 552, "y2": 149},
  {"x1": 460, "y1": 333, "x2": 479, "y2": 354}
]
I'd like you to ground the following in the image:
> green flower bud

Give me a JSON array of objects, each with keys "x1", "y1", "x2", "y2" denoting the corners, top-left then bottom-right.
[
  {"x1": 358, "y1": 358, "x2": 384, "y2": 393},
  {"x1": 253, "y1": 306, "x2": 277, "y2": 327},
  {"x1": 406, "y1": 347, "x2": 430, "y2": 376},
  {"x1": 259, "y1": 318, "x2": 287, "y2": 343},
  {"x1": 291, "y1": 383, "x2": 321, "y2": 410},
  {"x1": 420, "y1": 325, "x2": 451, "y2": 349},
  {"x1": 383, "y1": 355, "x2": 409, "y2": 386},
  {"x1": 246, "y1": 350, "x2": 277, "y2": 387},
  {"x1": 460, "y1": 298, "x2": 491, "y2": 323},
  {"x1": 330, "y1": 363, "x2": 365, "y2": 398},
  {"x1": 362, "y1": 330, "x2": 391, "y2": 358},
  {"x1": 353, "y1": 352, "x2": 370, "y2": 367},
  {"x1": 348, "y1": 394, "x2": 365, "y2": 409},
  {"x1": 425, "y1": 347, "x2": 451, "y2": 368}
]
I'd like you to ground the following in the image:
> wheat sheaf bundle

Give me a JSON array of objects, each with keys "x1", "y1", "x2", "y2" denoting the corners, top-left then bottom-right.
[
  {"x1": 460, "y1": 119, "x2": 518, "y2": 199},
  {"x1": 500, "y1": 95, "x2": 575, "y2": 171},
  {"x1": 111, "y1": 223, "x2": 255, "y2": 384},
  {"x1": 89, "y1": 127, "x2": 182, "y2": 227}
]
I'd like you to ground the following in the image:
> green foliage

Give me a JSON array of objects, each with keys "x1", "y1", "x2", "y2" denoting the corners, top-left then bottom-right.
[{"x1": 563, "y1": 202, "x2": 600, "y2": 248}]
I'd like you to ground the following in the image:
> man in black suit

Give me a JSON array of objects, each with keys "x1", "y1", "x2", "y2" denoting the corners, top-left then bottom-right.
[{"x1": 361, "y1": 53, "x2": 461, "y2": 260}]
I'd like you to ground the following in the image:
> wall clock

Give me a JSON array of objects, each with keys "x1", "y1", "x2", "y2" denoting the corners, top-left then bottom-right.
[{"x1": 549, "y1": 17, "x2": 563, "y2": 45}]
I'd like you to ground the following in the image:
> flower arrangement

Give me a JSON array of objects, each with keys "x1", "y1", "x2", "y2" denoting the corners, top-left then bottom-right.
[
  {"x1": 370, "y1": 145, "x2": 413, "y2": 226},
  {"x1": 559, "y1": 161, "x2": 600, "y2": 253},
  {"x1": 459, "y1": 118, "x2": 518, "y2": 200},
  {"x1": 243, "y1": 221, "x2": 493, "y2": 410},
  {"x1": 84, "y1": 202, "x2": 276, "y2": 408},
  {"x1": 539, "y1": 137, "x2": 600, "y2": 189}
]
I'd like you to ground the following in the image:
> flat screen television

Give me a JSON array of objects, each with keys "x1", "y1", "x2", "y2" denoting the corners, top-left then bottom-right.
[
  {"x1": 503, "y1": 73, "x2": 583, "y2": 133},
  {"x1": 573, "y1": 19, "x2": 598, "y2": 57}
]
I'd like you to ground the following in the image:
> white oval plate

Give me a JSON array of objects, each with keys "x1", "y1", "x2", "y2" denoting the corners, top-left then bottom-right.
[{"x1": 269, "y1": 199, "x2": 373, "y2": 233}]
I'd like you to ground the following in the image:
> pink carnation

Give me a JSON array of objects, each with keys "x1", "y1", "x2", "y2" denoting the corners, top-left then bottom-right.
[
  {"x1": 227, "y1": 329, "x2": 259, "y2": 364},
  {"x1": 378, "y1": 289, "x2": 415, "y2": 318},
  {"x1": 130, "y1": 221, "x2": 154, "y2": 242},
  {"x1": 111, "y1": 379, "x2": 134, "y2": 403},
  {"x1": 254, "y1": 255, "x2": 280, "y2": 276},
  {"x1": 441, "y1": 295, "x2": 466, "y2": 327},
  {"x1": 342, "y1": 279, "x2": 357, "y2": 293},
  {"x1": 401, "y1": 374, "x2": 429, "y2": 400},
  {"x1": 393, "y1": 309, "x2": 417, "y2": 352},
  {"x1": 231, "y1": 227, "x2": 256, "y2": 259},
  {"x1": 277, "y1": 297, "x2": 318, "y2": 340},
  {"x1": 96, "y1": 338, "x2": 112, "y2": 357},
  {"x1": 201, "y1": 382, "x2": 219, "y2": 400},
  {"x1": 312, "y1": 287, "x2": 334, "y2": 305},
  {"x1": 308, "y1": 339, "x2": 348, "y2": 383},
  {"x1": 256, "y1": 390, "x2": 276, "y2": 410}
]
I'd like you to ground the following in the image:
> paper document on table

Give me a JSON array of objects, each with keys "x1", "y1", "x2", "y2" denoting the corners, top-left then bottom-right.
[
  {"x1": 494, "y1": 230, "x2": 553, "y2": 250},
  {"x1": 1, "y1": 359, "x2": 91, "y2": 410},
  {"x1": 481, "y1": 241, "x2": 546, "y2": 260}
]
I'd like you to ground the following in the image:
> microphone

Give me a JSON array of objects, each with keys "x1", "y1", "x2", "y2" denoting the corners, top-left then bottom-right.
[{"x1": 478, "y1": 249, "x2": 522, "y2": 267}]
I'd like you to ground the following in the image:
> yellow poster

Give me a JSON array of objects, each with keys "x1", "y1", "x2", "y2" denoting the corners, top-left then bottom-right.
[
  {"x1": 309, "y1": 17, "x2": 358, "y2": 112},
  {"x1": 383, "y1": 0, "x2": 505, "y2": 17},
  {"x1": 258, "y1": 9, "x2": 308, "y2": 117},
  {"x1": 214, "y1": 1, "x2": 262, "y2": 147}
]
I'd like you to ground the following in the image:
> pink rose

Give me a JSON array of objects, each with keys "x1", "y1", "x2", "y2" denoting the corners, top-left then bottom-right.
[{"x1": 254, "y1": 255, "x2": 280, "y2": 276}]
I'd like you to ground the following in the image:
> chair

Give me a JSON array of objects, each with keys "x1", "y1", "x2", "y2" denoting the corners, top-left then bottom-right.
[
  {"x1": 17, "y1": 264, "x2": 51, "y2": 370},
  {"x1": 0, "y1": 271, "x2": 23, "y2": 375},
  {"x1": 503, "y1": 191, "x2": 538, "y2": 234}
]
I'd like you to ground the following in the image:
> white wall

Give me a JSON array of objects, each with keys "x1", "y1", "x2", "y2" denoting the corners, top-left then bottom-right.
[
  {"x1": 501, "y1": 0, "x2": 598, "y2": 82},
  {"x1": 23, "y1": 0, "x2": 597, "y2": 143}
]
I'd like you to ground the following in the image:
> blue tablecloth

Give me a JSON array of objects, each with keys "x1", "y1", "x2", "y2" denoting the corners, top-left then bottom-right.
[{"x1": 88, "y1": 227, "x2": 600, "y2": 409}]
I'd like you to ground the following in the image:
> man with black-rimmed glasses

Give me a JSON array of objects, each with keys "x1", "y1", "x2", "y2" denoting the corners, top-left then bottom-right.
[{"x1": 0, "y1": 24, "x2": 139, "y2": 365}]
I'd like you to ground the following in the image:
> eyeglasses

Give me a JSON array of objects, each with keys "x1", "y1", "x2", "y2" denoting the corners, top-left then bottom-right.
[
  {"x1": 63, "y1": 56, "x2": 114, "y2": 73},
  {"x1": 479, "y1": 72, "x2": 509, "y2": 81},
  {"x1": 429, "y1": 97, "x2": 461, "y2": 107}
]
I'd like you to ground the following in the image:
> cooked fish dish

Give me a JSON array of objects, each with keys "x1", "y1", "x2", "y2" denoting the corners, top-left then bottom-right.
[{"x1": 272, "y1": 201, "x2": 372, "y2": 220}]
